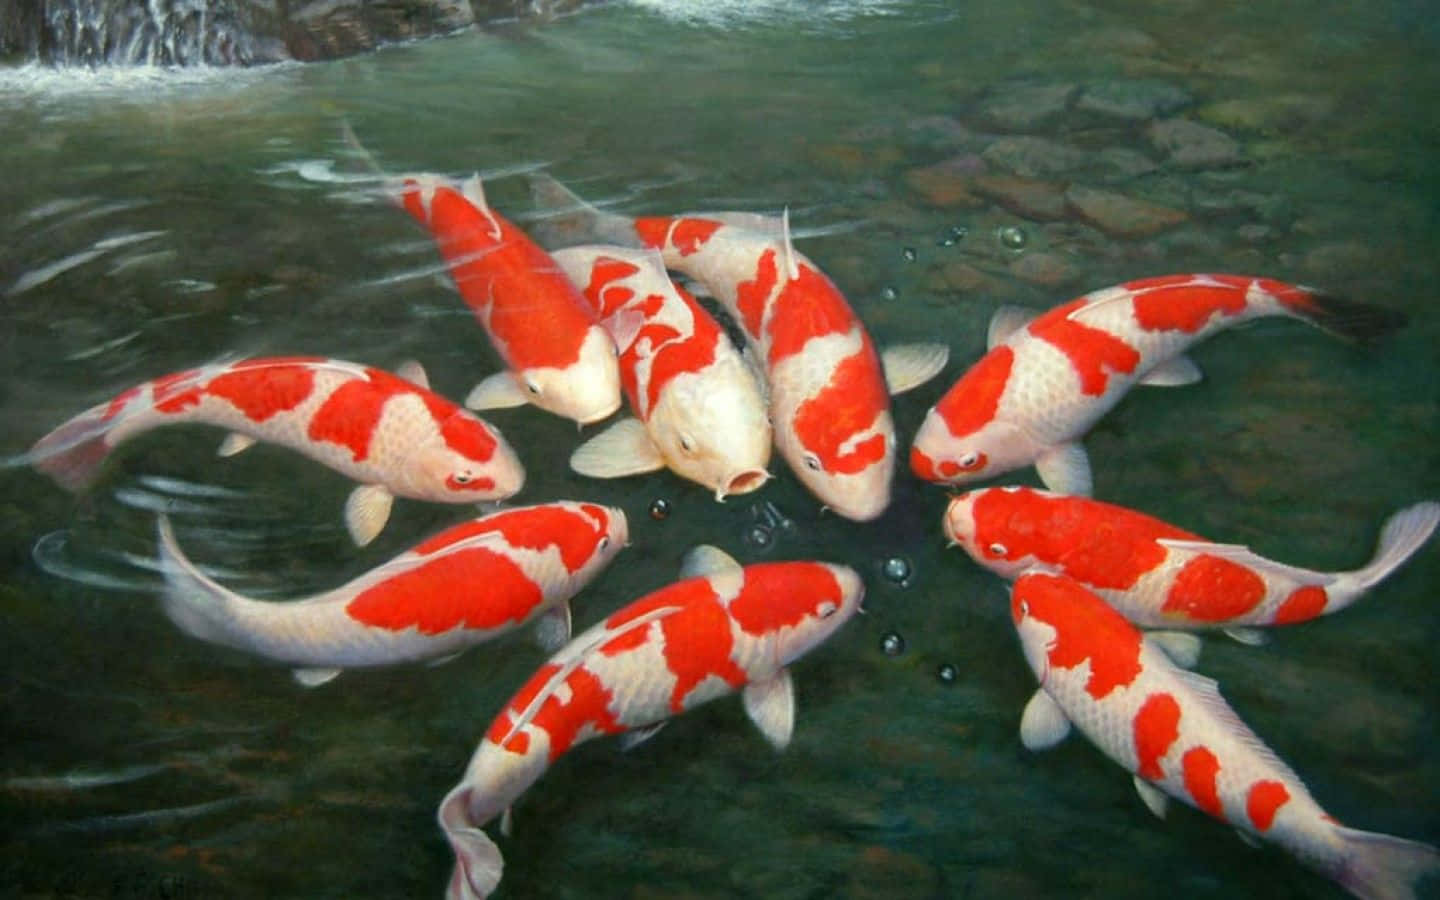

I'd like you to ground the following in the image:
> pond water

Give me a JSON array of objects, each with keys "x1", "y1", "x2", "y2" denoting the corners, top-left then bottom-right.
[{"x1": 0, "y1": 1, "x2": 1436, "y2": 898}]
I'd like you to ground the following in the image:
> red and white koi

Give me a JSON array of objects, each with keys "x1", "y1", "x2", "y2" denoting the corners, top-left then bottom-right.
[
  {"x1": 528, "y1": 174, "x2": 948, "y2": 521},
  {"x1": 945, "y1": 486, "x2": 1439, "y2": 639},
  {"x1": 438, "y1": 546, "x2": 863, "y2": 899},
  {"x1": 27, "y1": 357, "x2": 524, "y2": 546},
  {"x1": 911, "y1": 274, "x2": 1406, "y2": 496},
  {"x1": 549, "y1": 244, "x2": 772, "y2": 500},
  {"x1": 394, "y1": 173, "x2": 623, "y2": 425},
  {"x1": 155, "y1": 502, "x2": 626, "y2": 687},
  {"x1": 1010, "y1": 571, "x2": 1439, "y2": 900}
]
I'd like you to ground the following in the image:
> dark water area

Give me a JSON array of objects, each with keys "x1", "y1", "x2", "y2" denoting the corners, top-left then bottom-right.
[{"x1": 0, "y1": 1, "x2": 1436, "y2": 898}]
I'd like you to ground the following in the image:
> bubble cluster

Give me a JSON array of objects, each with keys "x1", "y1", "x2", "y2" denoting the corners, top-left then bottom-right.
[
  {"x1": 902, "y1": 246, "x2": 918, "y2": 262},
  {"x1": 743, "y1": 524, "x2": 773, "y2": 549}
]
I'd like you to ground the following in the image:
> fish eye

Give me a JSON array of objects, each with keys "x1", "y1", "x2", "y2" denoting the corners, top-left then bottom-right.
[
  {"x1": 803, "y1": 454, "x2": 822, "y2": 472},
  {"x1": 818, "y1": 601, "x2": 838, "y2": 619},
  {"x1": 525, "y1": 379, "x2": 541, "y2": 395},
  {"x1": 599, "y1": 536, "x2": 611, "y2": 551},
  {"x1": 987, "y1": 542, "x2": 1007, "y2": 557},
  {"x1": 959, "y1": 451, "x2": 982, "y2": 470},
  {"x1": 679, "y1": 435, "x2": 695, "y2": 453},
  {"x1": 452, "y1": 472, "x2": 472, "y2": 485},
  {"x1": 1018, "y1": 599, "x2": 1030, "y2": 617}
]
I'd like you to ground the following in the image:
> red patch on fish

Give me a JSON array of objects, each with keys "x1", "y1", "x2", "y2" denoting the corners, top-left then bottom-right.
[
  {"x1": 764, "y1": 265, "x2": 856, "y2": 366},
  {"x1": 1031, "y1": 298, "x2": 1142, "y2": 396},
  {"x1": 792, "y1": 350, "x2": 888, "y2": 475},
  {"x1": 932, "y1": 346, "x2": 1014, "y2": 441},
  {"x1": 531, "y1": 666, "x2": 625, "y2": 761},
  {"x1": 974, "y1": 488, "x2": 1195, "y2": 590},
  {"x1": 1182, "y1": 746, "x2": 1224, "y2": 818},
  {"x1": 1273, "y1": 585, "x2": 1329, "y2": 625},
  {"x1": 1133, "y1": 692, "x2": 1181, "y2": 781},
  {"x1": 633, "y1": 217, "x2": 673, "y2": 250},
  {"x1": 205, "y1": 364, "x2": 316, "y2": 423},
  {"x1": 413, "y1": 505, "x2": 605, "y2": 573},
  {"x1": 306, "y1": 370, "x2": 417, "y2": 461},
  {"x1": 346, "y1": 545, "x2": 543, "y2": 634},
  {"x1": 643, "y1": 309, "x2": 720, "y2": 414},
  {"x1": 487, "y1": 662, "x2": 559, "y2": 752},
  {"x1": 605, "y1": 578, "x2": 715, "y2": 631},
  {"x1": 1018, "y1": 573, "x2": 1143, "y2": 699},
  {"x1": 1130, "y1": 277, "x2": 1249, "y2": 334},
  {"x1": 582, "y1": 258, "x2": 641, "y2": 317},
  {"x1": 670, "y1": 218, "x2": 722, "y2": 256},
  {"x1": 730, "y1": 563, "x2": 841, "y2": 635},
  {"x1": 1246, "y1": 780, "x2": 1290, "y2": 831},
  {"x1": 909, "y1": 446, "x2": 954, "y2": 481},
  {"x1": 151, "y1": 370, "x2": 205, "y2": 414},
  {"x1": 439, "y1": 412, "x2": 499, "y2": 464},
  {"x1": 735, "y1": 248, "x2": 778, "y2": 339},
  {"x1": 1162, "y1": 555, "x2": 1266, "y2": 622},
  {"x1": 658, "y1": 594, "x2": 749, "y2": 712}
]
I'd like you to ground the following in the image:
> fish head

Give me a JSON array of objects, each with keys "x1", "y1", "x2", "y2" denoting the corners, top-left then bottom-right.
[
  {"x1": 520, "y1": 326, "x2": 624, "y2": 425},
  {"x1": 942, "y1": 487, "x2": 1040, "y2": 580},
  {"x1": 1010, "y1": 573, "x2": 1065, "y2": 683},
  {"x1": 412, "y1": 410, "x2": 525, "y2": 501},
  {"x1": 767, "y1": 563, "x2": 865, "y2": 667},
  {"x1": 910, "y1": 410, "x2": 1037, "y2": 487},
  {"x1": 573, "y1": 503, "x2": 630, "y2": 578},
  {"x1": 648, "y1": 366, "x2": 772, "y2": 501}
]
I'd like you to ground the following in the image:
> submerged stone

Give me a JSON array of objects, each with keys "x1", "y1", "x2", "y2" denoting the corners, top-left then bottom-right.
[
  {"x1": 1064, "y1": 185, "x2": 1189, "y2": 239},
  {"x1": 1147, "y1": 118, "x2": 1244, "y2": 169},
  {"x1": 1075, "y1": 79, "x2": 1193, "y2": 123},
  {"x1": 971, "y1": 174, "x2": 1069, "y2": 222},
  {"x1": 975, "y1": 81, "x2": 1078, "y2": 132}
]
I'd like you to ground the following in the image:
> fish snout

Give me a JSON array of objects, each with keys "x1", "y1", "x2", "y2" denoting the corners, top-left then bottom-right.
[{"x1": 716, "y1": 468, "x2": 770, "y2": 501}]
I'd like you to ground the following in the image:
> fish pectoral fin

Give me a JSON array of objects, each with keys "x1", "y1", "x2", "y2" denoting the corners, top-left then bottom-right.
[
  {"x1": 345, "y1": 484, "x2": 394, "y2": 547},
  {"x1": 618, "y1": 722, "x2": 668, "y2": 753},
  {"x1": 679, "y1": 544, "x2": 743, "y2": 579},
  {"x1": 1146, "y1": 631, "x2": 1203, "y2": 668},
  {"x1": 465, "y1": 372, "x2": 531, "y2": 411},
  {"x1": 394, "y1": 359, "x2": 430, "y2": 389},
  {"x1": 742, "y1": 668, "x2": 795, "y2": 751},
  {"x1": 533, "y1": 602, "x2": 572, "y2": 653},
  {"x1": 602, "y1": 309, "x2": 647, "y2": 356},
  {"x1": 426, "y1": 652, "x2": 466, "y2": 668},
  {"x1": 500, "y1": 807, "x2": 514, "y2": 838},
  {"x1": 1133, "y1": 776, "x2": 1170, "y2": 819},
  {"x1": 1223, "y1": 626, "x2": 1271, "y2": 647},
  {"x1": 1019, "y1": 689, "x2": 1072, "y2": 751},
  {"x1": 1138, "y1": 355, "x2": 1203, "y2": 387},
  {"x1": 882, "y1": 343, "x2": 951, "y2": 395},
  {"x1": 216, "y1": 432, "x2": 257, "y2": 457},
  {"x1": 987, "y1": 305, "x2": 1038, "y2": 350},
  {"x1": 1035, "y1": 443, "x2": 1093, "y2": 496},
  {"x1": 1234, "y1": 827, "x2": 1263, "y2": 849},
  {"x1": 292, "y1": 667, "x2": 343, "y2": 688},
  {"x1": 569, "y1": 418, "x2": 666, "y2": 479}
]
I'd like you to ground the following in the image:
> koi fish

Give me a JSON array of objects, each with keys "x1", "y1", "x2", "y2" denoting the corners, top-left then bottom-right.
[
  {"x1": 528, "y1": 174, "x2": 949, "y2": 521},
  {"x1": 911, "y1": 274, "x2": 1406, "y2": 495},
  {"x1": 393, "y1": 173, "x2": 623, "y2": 425},
  {"x1": 26, "y1": 357, "x2": 524, "y2": 546},
  {"x1": 548, "y1": 244, "x2": 772, "y2": 500},
  {"x1": 1010, "y1": 571, "x2": 1439, "y2": 900},
  {"x1": 155, "y1": 502, "x2": 626, "y2": 686},
  {"x1": 438, "y1": 545, "x2": 863, "y2": 899},
  {"x1": 945, "y1": 486, "x2": 1439, "y2": 641}
]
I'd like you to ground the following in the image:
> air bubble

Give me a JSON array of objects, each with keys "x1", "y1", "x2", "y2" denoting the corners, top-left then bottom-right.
[
  {"x1": 649, "y1": 499, "x2": 671, "y2": 520},
  {"x1": 881, "y1": 632, "x2": 906, "y2": 656},
  {"x1": 937, "y1": 663, "x2": 958, "y2": 684},
  {"x1": 997, "y1": 225, "x2": 1028, "y2": 251},
  {"x1": 743, "y1": 525, "x2": 773, "y2": 550},
  {"x1": 881, "y1": 285, "x2": 899, "y2": 301},
  {"x1": 902, "y1": 247, "x2": 917, "y2": 262},
  {"x1": 881, "y1": 556, "x2": 912, "y2": 585}
]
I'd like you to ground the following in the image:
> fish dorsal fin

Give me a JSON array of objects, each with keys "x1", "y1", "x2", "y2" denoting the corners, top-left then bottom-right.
[
  {"x1": 1171, "y1": 667, "x2": 1303, "y2": 786},
  {"x1": 679, "y1": 544, "x2": 742, "y2": 580},
  {"x1": 1138, "y1": 355, "x2": 1203, "y2": 387},
  {"x1": 569, "y1": 418, "x2": 665, "y2": 479},
  {"x1": 216, "y1": 432, "x2": 257, "y2": 457},
  {"x1": 1147, "y1": 630, "x2": 1203, "y2": 668},
  {"x1": 395, "y1": 359, "x2": 429, "y2": 389},
  {"x1": 461, "y1": 173, "x2": 503, "y2": 242},
  {"x1": 1155, "y1": 539, "x2": 1333, "y2": 585},
  {"x1": 293, "y1": 667, "x2": 342, "y2": 688},
  {"x1": 882, "y1": 343, "x2": 951, "y2": 395},
  {"x1": 987, "y1": 305, "x2": 1038, "y2": 349},
  {"x1": 1065, "y1": 286, "x2": 1141, "y2": 324},
  {"x1": 685, "y1": 211, "x2": 783, "y2": 237},
  {"x1": 501, "y1": 606, "x2": 683, "y2": 746},
  {"x1": 1035, "y1": 442, "x2": 1093, "y2": 496},
  {"x1": 780, "y1": 208, "x2": 801, "y2": 282},
  {"x1": 742, "y1": 669, "x2": 795, "y2": 751},
  {"x1": 465, "y1": 372, "x2": 531, "y2": 411},
  {"x1": 345, "y1": 484, "x2": 394, "y2": 547},
  {"x1": 1133, "y1": 776, "x2": 1170, "y2": 819},
  {"x1": 1019, "y1": 688, "x2": 1072, "y2": 751}
]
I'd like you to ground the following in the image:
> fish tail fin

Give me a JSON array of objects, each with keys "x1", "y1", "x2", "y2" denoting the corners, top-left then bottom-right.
[
  {"x1": 1333, "y1": 825, "x2": 1439, "y2": 900},
  {"x1": 1337, "y1": 501, "x2": 1440, "y2": 599},
  {"x1": 25, "y1": 403, "x2": 123, "y2": 492},
  {"x1": 525, "y1": 172, "x2": 640, "y2": 250},
  {"x1": 154, "y1": 515, "x2": 243, "y2": 645},
  {"x1": 1280, "y1": 287, "x2": 1407, "y2": 344},
  {"x1": 439, "y1": 785, "x2": 505, "y2": 900}
]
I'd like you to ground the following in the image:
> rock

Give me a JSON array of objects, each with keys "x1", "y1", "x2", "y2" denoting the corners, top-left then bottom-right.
[
  {"x1": 970, "y1": 174, "x2": 1069, "y2": 221},
  {"x1": 1301, "y1": 241, "x2": 1374, "y2": 278},
  {"x1": 843, "y1": 845, "x2": 942, "y2": 900},
  {"x1": 1064, "y1": 185, "x2": 1188, "y2": 238},
  {"x1": 974, "y1": 81, "x2": 1078, "y2": 132},
  {"x1": 928, "y1": 261, "x2": 1003, "y2": 295},
  {"x1": 981, "y1": 136, "x2": 1094, "y2": 178},
  {"x1": 808, "y1": 143, "x2": 903, "y2": 178},
  {"x1": 1146, "y1": 118, "x2": 1244, "y2": 169},
  {"x1": 1062, "y1": 25, "x2": 1161, "y2": 56},
  {"x1": 1097, "y1": 147, "x2": 1161, "y2": 179},
  {"x1": 1197, "y1": 94, "x2": 1337, "y2": 135},
  {"x1": 1074, "y1": 79, "x2": 1192, "y2": 123},
  {"x1": 1009, "y1": 252, "x2": 1080, "y2": 288},
  {"x1": 903, "y1": 156, "x2": 987, "y2": 208},
  {"x1": 904, "y1": 115, "x2": 975, "y2": 147},
  {"x1": 1236, "y1": 223, "x2": 1278, "y2": 244}
]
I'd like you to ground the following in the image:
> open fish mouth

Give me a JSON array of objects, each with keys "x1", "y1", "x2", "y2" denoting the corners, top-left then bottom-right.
[{"x1": 716, "y1": 468, "x2": 770, "y2": 500}]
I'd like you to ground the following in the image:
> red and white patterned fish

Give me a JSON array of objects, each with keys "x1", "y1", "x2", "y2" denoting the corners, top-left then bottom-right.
[
  {"x1": 438, "y1": 546, "x2": 863, "y2": 899},
  {"x1": 549, "y1": 244, "x2": 772, "y2": 500},
  {"x1": 155, "y1": 501, "x2": 627, "y2": 687},
  {"x1": 912, "y1": 274, "x2": 1406, "y2": 496},
  {"x1": 394, "y1": 173, "x2": 623, "y2": 425},
  {"x1": 529, "y1": 174, "x2": 948, "y2": 521},
  {"x1": 26, "y1": 357, "x2": 524, "y2": 546},
  {"x1": 1010, "y1": 571, "x2": 1439, "y2": 900},
  {"x1": 945, "y1": 486, "x2": 1439, "y2": 640}
]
